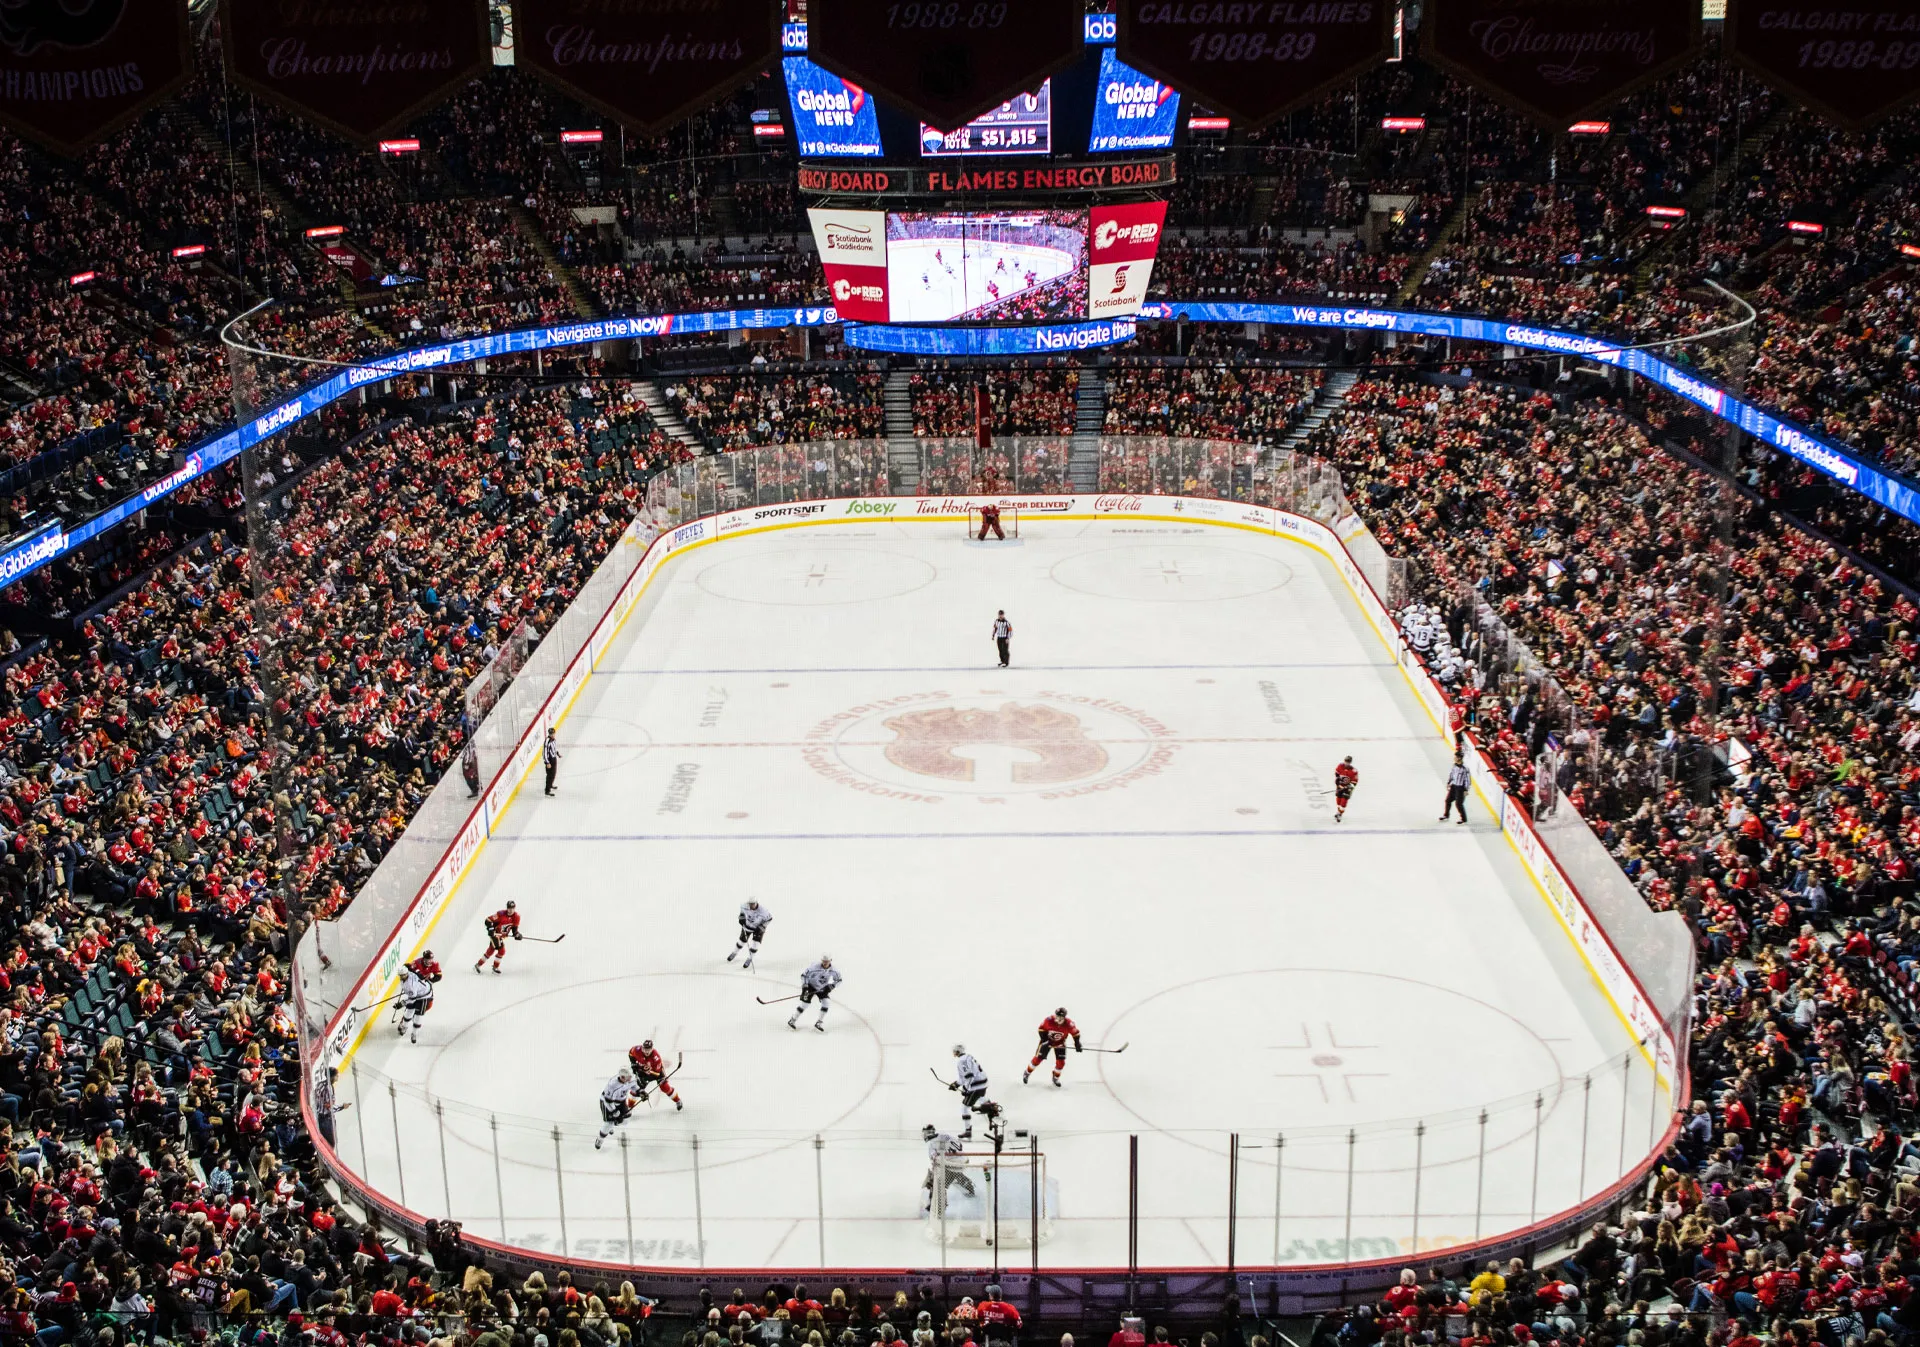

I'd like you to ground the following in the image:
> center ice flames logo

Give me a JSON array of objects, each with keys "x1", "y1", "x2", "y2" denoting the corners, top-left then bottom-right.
[
  {"x1": 803, "y1": 692, "x2": 1178, "y2": 801},
  {"x1": 882, "y1": 704, "x2": 1108, "y2": 785}
]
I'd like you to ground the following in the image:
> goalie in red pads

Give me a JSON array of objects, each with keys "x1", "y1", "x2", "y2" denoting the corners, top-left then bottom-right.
[
  {"x1": 1023, "y1": 1008, "x2": 1082, "y2": 1086},
  {"x1": 475, "y1": 900, "x2": 521, "y2": 973},
  {"x1": 628, "y1": 1039, "x2": 683, "y2": 1110},
  {"x1": 976, "y1": 503, "x2": 1005, "y2": 541}
]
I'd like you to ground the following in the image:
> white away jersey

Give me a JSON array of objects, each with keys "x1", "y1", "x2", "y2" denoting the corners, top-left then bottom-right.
[
  {"x1": 738, "y1": 902, "x2": 773, "y2": 933},
  {"x1": 955, "y1": 1053, "x2": 988, "y2": 1093},
  {"x1": 927, "y1": 1131, "x2": 964, "y2": 1162},
  {"x1": 802, "y1": 961, "x2": 842, "y2": 995},
  {"x1": 601, "y1": 1075, "x2": 634, "y2": 1106},
  {"x1": 401, "y1": 969, "x2": 432, "y2": 1001}
]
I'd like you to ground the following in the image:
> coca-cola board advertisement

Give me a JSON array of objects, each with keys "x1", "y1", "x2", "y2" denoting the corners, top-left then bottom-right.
[
  {"x1": 516, "y1": 0, "x2": 780, "y2": 135},
  {"x1": 1425, "y1": 0, "x2": 1703, "y2": 127},
  {"x1": 221, "y1": 0, "x2": 492, "y2": 144},
  {"x1": 808, "y1": 0, "x2": 1081, "y2": 131},
  {"x1": 0, "y1": 0, "x2": 191, "y2": 155},
  {"x1": 1086, "y1": 200, "x2": 1166, "y2": 321},
  {"x1": 807, "y1": 207, "x2": 890, "y2": 322},
  {"x1": 1116, "y1": 0, "x2": 1392, "y2": 130},
  {"x1": 1725, "y1": 0, "x2": 1920, "y2": 130}
]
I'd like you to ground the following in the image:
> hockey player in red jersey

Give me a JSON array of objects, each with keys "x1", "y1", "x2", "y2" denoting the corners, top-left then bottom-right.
[
  {"x1": 475, "y1": 900, "x2": 522, "y2": 974},
  {"x1": 1333, "y1": 756, "x2": 1359, "y2": 822},
  {"x1": 627, "y1": 1039, "x2": 683, "y2": 1111},
  {"x1": 1023, "y1": 1008, "x2": 1082, "y2": 1086}
]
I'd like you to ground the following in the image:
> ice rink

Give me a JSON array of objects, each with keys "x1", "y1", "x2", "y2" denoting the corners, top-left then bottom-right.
[
  {"x1": 887, "y1": 238, "x2": 1080, "y2": 322},
  {"x1": 341, "y1": 516, "x2": 1666, "y2": 1272}
]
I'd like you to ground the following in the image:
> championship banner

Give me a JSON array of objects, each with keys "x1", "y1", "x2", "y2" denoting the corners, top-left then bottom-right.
[
  {"x1": 1425, "y1": 0, "x2": 1704, "y2": 127},
  {"x1": 1725, "y1": 0, "x2": 1920, "y2": 130},
  {"x1": 1087, "y1": 200, "x2": 1166, "y2": 321},
  {"x1": 807, "y1": 207, "x2": 890, "y2": 322},
  {"x1": 0, "y1": 0, "x2": 190, "y2": 155},
  {"x1": 1115, "y1": 0, "x2": 1392, "y2": 130},
  {"x1": 808, "y1": 0, "x2": 1081, "y2": 131},
  {"x1": 221, "y1": 0, "x2": 492, "y2": 144},
  {"x1": 516, "y1": 0, "x2": 781, "y2": 135}
]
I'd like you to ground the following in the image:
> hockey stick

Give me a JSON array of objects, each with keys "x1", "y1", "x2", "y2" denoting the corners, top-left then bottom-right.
[
  {"x1": 929, "y1": 1067, "x2": 957, "y2": 1088},
  {"x1": 520, "y1": 934, "x2": 567, "y2": 944},
  {"x1": 1083, "y1": 1043, "x2": 1130, "y2": 1054},
  {"x1": 755, "y1": 994, "x2": 800, "y2": 1005},
  {"x1": 364, "y1": 991, "x2": 407, "y2": 1013}
]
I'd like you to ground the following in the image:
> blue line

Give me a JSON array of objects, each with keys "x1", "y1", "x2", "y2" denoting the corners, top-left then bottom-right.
[
  {"x1": 494, "y1": 826, "x2": 1485, "y2": 842},
  {"x1": 598, "y1": 662, "x2": 1391, "y2": 675}
]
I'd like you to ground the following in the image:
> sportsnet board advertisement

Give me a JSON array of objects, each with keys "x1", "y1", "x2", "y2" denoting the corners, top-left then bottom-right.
[
  {"x1": 0, "y1": 0, "x2": 191, "y2": 155},
  {"x1": 1088, "y1": 47, "x2": 1180, "y2": 152},
  {"x1": 221, "y1": 0, "x2": 493, "y2": 143},
  {"x1": 1087, "y1": 200, "x2": 1167, "y2": 320},
  {"x1": 781, "y1": 54, "x2": 883, "y2": 156},
  {"x1": 1425, "y1": 0, "x2": 1704, "y2": 127},
  {"x1": 515, "y1": 0, "x2": 780, "y2": 136},
  {"x1": 807, "y1": 207, "x2": 890, "y2": 322},
  {"x1": 1725, "y1": 0, "x2": 1920, "y2": 131}
]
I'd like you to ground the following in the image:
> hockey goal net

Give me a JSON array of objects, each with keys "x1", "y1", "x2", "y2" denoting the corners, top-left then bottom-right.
[
  {"x1": 925, "y1": 1148, "x2": 1057, "y2": 1247},
  {"x1": 965, "y1": 506, "x2": 1020, "y2": 539}
]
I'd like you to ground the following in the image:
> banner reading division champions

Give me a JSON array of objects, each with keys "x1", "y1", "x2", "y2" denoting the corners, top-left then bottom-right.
[{"x1": 0, "y1": 0, "x2": 190, "y2": 155}]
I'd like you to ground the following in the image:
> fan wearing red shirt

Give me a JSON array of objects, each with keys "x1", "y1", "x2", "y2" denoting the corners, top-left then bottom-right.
[
  {"x1": 474, "y1": 901, "x2": 521, "y2": 975},
  {"x1": 1023, "y1": 1008, "x2": 1082, "y2": 1086},
  {"x1": 976, "y1": 1286, "x2": 1021, "y2": 1342}
]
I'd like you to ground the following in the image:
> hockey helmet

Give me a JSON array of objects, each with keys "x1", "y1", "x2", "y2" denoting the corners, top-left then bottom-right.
[
  {"x1": 746, "y1": 899, "x2": 759, "y2": 909},
  {"x1": 641, "y1": 1039, "x2": 653, "y2": 1051},
  {"x1": 420, "y1": 950, "x2": 432, "y2": 961},
  {"x1": 618, "y1": 1068, "x2": 633, "y2": 1082},
  {"x1": 820, "y1": 955, "x2": 832, "y2": 968},
  {"x1": 952, "y1": 1044, "x2": 966, "y2": 1056},
  {"x1": 922, "y1": 1124, "x2": 937, "y2": 1140},
  {"x1": 505, "y1": 900, "x2": 516, "y2": 911},
  {"x1": 1056, "y1": 1007, "x2": 1068, "y2": 1018}
]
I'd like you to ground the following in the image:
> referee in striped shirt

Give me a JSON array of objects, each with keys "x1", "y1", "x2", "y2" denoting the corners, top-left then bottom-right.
[{"x1": 1440, "y1": 754, "x2": 1470, "y2": 824}]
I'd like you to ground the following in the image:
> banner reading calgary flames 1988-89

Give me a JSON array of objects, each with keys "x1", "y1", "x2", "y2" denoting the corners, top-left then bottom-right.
[
  {"x1": 515, "y1": 0, "x2": 781, "y2": 135},
  {"x1": 221, "y1": 0, "x2": 492, "y2": 145},
  {"x1": 0, "y1": 0, "x2": 191, "y2": 156}
]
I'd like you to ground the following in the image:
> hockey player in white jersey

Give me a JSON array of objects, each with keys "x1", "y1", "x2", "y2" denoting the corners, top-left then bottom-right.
[
  {"x1": 393, "y1": 951, "x2": 441, "y2": 1043},
  {"x1": 949, "y1": 1044, "x2": 991, "y2": 1138},
  {"x1": 727, "y1": 899, "x2": 772, "y2": 969},
  {"x1": 787, "y1": 956, "x2": 842, "y2": 1031},
  {"x1": 594, "y1": 1068, "x2": 640, "y2": 1149},
  {"x1": 920, "y1": 1122, "x2": 976, "y2": 1214}
]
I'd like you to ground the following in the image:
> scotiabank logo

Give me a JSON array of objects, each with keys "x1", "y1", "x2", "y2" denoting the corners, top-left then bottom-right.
[
  {"x1": 832, "y1": 278, "x2": 884, "y2": 303},
  {"x1": 820, "y1": 219, "x2": 879, "y2": 258},
  {"x1": 1094, "y1": 219, "x2": 1159, "y2": 252},
  {"x1": 1107, "y1": 265, "x2": 1130, "y2": 295}
]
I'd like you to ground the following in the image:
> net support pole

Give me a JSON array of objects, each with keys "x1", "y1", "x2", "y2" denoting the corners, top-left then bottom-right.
[
  {"x1": 1530, "y1": 1093, "x2": 1544, "y2": 1224},
  {"x1": 620, "y1": 1133, "x2": 634, "y2": 1262},
  {"x1": 350, "y1": 1061, "x2": 369, "y2": 1172},
  {"x1": 1411, "y1": 1123, "x2": 1425, "y2": 1256},
  {"x1": 1646, "y1": 1040, "x2": 1661, "y2": 1147},
  {"x1": 1617, "y1": 1051, "x2": 1631, "y2": 1174},
  {"x1": 552, "y1": 1128, "x2": 569, "y2": 1258},
  {"x1": 491, "y1": 1115, "x2": 506, "y2": 1240},
  {"x1": 435, "y1": 1100, "x2": 451, "y2": 1219},
  {"x1": 1227, "y1": 1132, "x2": 1239, "y2": 1278},
  {"x1": 1030, "y1": 1131, "x2": 1041, "y2": 1287},
  {"x1": 1474, "y1": 1109, "x2": 1488, "y2": 1240},
  {"x1": 1579, "y1": 1074, "x2": 1592, "y2": 1199},
  {"x1": 814, "y1": 1134, "x2": 826, "y2": 1266},
  {"x1": 1343, "y1": 1129, "x2": 1356, "y2": 1257},
  {"x1": 692, "y1": 1134, "x2": 707, "y2": 1269},
  {"x1": 1128, "y1": 1135, "x2": 1140, "y2": 1306},
  {"x1": 1272, "y1": 1133, "x2": 1284, "y2": 1265},
  {"x1": 388, "y1": 1081, "x2": 407, "y2": 1209}
]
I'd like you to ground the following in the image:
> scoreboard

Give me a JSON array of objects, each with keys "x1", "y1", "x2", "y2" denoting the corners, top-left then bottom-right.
[{"x1": 919, "y1": 86, "x2": 1052, "y2": 158}]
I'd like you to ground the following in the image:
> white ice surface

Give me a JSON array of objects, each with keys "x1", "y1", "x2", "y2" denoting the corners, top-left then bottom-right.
[{"x1": 343, "y1": 518, "x2": 1664, "y2": 1272}]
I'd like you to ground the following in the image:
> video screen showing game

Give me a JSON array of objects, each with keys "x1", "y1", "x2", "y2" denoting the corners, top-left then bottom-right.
[{"x1": 884, "y1": 210, "x2": 1088, "y2": 323}]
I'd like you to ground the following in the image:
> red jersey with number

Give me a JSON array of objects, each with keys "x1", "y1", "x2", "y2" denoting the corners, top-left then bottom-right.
[
  {"x1": 1334, "y1": 763, "x2": 1358, "y2": 794},
  {"x1": 1038, "y1": 1014, "x2": 1078, "y2": 1045},
  {"x1": 629, "y1": 1045, "x2": 666, "y2": 1077},
  {"x1": 406, "y1": 957, "x2": 441, "y2": 981},
  {"x1": 485, "y1": 909, "x2": 520, "y2": 939}
]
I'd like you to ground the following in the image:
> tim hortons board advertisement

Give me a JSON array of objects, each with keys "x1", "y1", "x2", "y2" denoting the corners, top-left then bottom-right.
[
  {"x1": 0, "y1": 0, "x2": 191, "y2": 155},
  {"x1": 221, "y1": 0, "x2": 493, "y2": 143},
  {"x1": 515, "y1": 0, "x2": 781, "y2": 135},
  {"x1": 1116, "y1": 0, "x2": 1393, "y2": 129},
  {"x1": 807, "y1": 207, "x2": 890, "y2": 322},
  {"x1": 1425, "y1": 0, "x2": 1704, "y2": 127},
  {"x1": 1087, "y1": 200, "x2": 1167, "y2": 320},
  {"x1": 1725, "y1": 0, "x2": 1920, "y2": 130}
]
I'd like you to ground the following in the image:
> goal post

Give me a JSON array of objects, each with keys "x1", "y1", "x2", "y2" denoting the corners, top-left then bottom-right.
[
  {"x1": 925, "y1": 1147, "x2": 1056, "y2": 1247},
  {"x1": 965, "y1": 506, "x2": 1020, "y2": 539}
]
